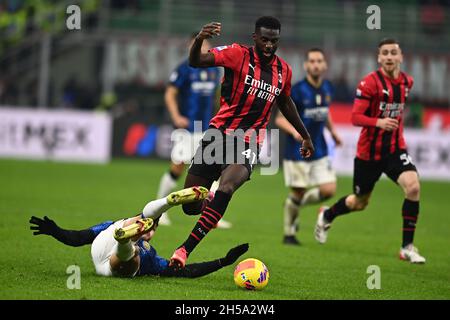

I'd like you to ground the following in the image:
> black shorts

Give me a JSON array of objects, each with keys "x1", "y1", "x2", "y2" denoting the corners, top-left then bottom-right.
[
  {"x1": 188, "y1": 128, "x2": 260, "y2": 182},
  {"x1": 353, "y1": 150, "x2": 418, "y2": 196}
]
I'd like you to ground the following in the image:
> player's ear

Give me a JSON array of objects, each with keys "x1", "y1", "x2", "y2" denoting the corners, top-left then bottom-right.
[{"x1": 252, "y1": 32, "x2": 257, "y2": 42}]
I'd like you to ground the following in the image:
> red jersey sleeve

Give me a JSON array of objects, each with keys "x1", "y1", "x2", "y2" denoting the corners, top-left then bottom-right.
[
  {"x1": 209, "y1": 43, "x2": 243, "y2": 70},
  {"x1": 351, "y1": 74, "x2": 378, "y2": 127}
]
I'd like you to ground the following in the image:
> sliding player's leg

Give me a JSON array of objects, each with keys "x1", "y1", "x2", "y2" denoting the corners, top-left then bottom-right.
[
  {"x1": 141, "y1": 185, "x2": 210, "y2": 220},
  {"x1": 156, "y1": 162, "x2": 186, "y2": 226},
  {"x1": 109, "y1": 216, "x2": 156, "y2": 277}
]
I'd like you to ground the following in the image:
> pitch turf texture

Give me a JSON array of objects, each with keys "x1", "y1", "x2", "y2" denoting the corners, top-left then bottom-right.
[{"x1": 1, "y1": 159, "x2": 449, "y2": 300}]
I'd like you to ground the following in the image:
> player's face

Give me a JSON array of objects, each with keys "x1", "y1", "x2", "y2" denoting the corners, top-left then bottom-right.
[
  {"x1": 378, "y1": 44, "x2": 403, "y2": 74},
  {"x1": 253, "y1": 27, "x2": 280, "y2": 63},
  {"x1": 304, "y1": 51, "x2": 327, "y2": 79}
]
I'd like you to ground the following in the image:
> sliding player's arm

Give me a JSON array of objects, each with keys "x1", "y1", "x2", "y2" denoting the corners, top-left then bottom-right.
[
  {"x1": 351, "y1": 77, "x2": 398, "y2": 131},
  {"x1": 29, "y1": 216, "x2": 113, "y2": 247},
  {"x1": 277, "y1": 94, "x2": 314, "y2": 158},
  {"x1": 159, "y1": 243, "x2": 249, "y2": 278},
  {"x1": 189, "y1": 22, "x2": 222, "y2": 67}
]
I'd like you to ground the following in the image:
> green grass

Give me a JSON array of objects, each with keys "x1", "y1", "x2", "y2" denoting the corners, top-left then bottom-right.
[{"x1": 0, "y1": 158, "x2": 449, "y2": 300}]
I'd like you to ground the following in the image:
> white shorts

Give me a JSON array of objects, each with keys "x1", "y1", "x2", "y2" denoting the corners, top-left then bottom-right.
[
  {"x1": 171, "y1": 130, "x2": 204, "y2": 164},
  {"x1": 283, "y1": 156, "x2": 336, "y2": 188},
  {"x1": 90, "y1": 219, "x2": 125, "y2": 277}
]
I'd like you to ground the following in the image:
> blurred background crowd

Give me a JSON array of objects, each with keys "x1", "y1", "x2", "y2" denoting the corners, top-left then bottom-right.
[{"x1": 0, "y1": 0, "x2": 449, "y2": 129}]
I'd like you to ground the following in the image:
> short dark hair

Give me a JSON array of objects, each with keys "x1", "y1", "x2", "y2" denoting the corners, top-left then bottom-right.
[
  {"x1": 255, "y1": 16, "x2": 281, "y2": 33},
  {"x1": 305, "y1": 48, "x2": 325, "y2": 60},
  {"x1": 378, "y1": 38, "x2": 400, "y2": 49}
]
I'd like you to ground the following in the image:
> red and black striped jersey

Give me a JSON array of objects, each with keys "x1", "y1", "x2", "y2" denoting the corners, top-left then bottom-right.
[
  {"x1": 209, "y1": 43, "x2": 292, "y2": 144},
  {"x1": 352, "y1": 69, "x2": 414, "y2": 161}
]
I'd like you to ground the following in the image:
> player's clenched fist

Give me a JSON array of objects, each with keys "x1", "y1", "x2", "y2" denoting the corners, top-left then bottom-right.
[
  {"x1": 196, "y1": 22, "x2": 222, "y2": 40},
  {"x1": 376, "y1": 118, "x2": 399, "y2": 131},
  {"x1": 300, "y1": 138, "x2": 315, "y2": 158}
]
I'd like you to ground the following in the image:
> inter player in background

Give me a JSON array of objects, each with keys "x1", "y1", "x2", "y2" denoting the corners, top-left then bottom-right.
[
  {"x1": 276, "y1": 48, "x2": 342, "y2": 245},
  {"x1": 150, "y1": 16, "x2": 315, "y2": 267},
  {"x1": 156, "y1": 34, "x2": 232, "y2": 229},
  {"x1": 314, "y1": 38, "x2": 425, "y2": 263}
]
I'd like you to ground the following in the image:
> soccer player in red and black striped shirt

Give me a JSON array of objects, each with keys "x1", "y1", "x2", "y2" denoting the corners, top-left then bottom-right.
[
  {"x1": 314, "y1": 38, "x2": 425, "y2": 263},
  {"x1": 168, "y1": 17, "x2": 315, "y2": 267}
]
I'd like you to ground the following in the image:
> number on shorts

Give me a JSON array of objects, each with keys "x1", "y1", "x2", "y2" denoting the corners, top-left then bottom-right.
[
  {"x1": 242, "y1": 148, "x2": 257, "y2": 165},
  {"x1": 400, "y1": 153, "x2": 413, "y2": 166}
]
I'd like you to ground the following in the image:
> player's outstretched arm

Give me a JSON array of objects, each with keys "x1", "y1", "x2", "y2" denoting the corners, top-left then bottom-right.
[
  {"x1": 29, "y1": 216, "x2": 103, "y2": 247},
  {"x1": 277, "y1": 95, "x2": 315, "y2": 158},
  {"x1": 159, "y1": 243, "x2": 249, "y2": 278},
  {"x1": 189, "y1": 22, "x2": 221, "y2": 68},
  {"x1": 326, "y1": 113, "x2": 343, "y2": 146},
  {"x1": 219, "y1": 243, "x2": 249, "y2": 266}
]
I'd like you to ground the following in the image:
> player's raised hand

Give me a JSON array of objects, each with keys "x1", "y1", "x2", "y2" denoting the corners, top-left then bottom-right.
[
  {"x1": 29, "y1": 216, "x2": 59, "y2": 236},
  {"x1": 196, "y1": 22, "x2": 222, "y2": 40},
  {"x1": 173, "y1": 115, "x2": 190, "y2": 128},
  {"x1": 300, "y1": 138, "x2": 315, "y2": 158},
  {"x1": 331, "y1": 131, "x2": 343, "y2": 147},
  {"x1": 376, "y1": 118, "x2": 399, "y2": 131}
]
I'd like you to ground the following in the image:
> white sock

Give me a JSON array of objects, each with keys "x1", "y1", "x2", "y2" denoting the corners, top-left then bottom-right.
[
  {"x1": 284, "y1": 197, "x2": 300, "y2": 236},
  {"x1": 157, "y1": 172, "x2": 178, "y2": 198},
  {"x1": 210, "y1": 179, "x2": 220, "y2": 193},
  {"x1": 300, "y1": 188, "x2": 321, "y2": 206},
  {"x1": 115, "y1": 240, "x2": 136, "y2": 262},
  {"x1": 142, "y1": 198, "x2": 171, "y2": 219},
  {"x1": 153, "y1": 172, "x2": 178, "y2": 219}
]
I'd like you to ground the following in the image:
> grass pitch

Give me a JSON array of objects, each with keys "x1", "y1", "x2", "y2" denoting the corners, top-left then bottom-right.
[{"x1": 0, "y1": 158, "x2": 449, "y2": 300}]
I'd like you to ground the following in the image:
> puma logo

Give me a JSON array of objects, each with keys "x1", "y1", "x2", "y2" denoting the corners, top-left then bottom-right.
[
  {"x1": 249, "y1": 63, "x2": 256, "y2": 72},
  {"x1": 382, "y1": 89, "x2": 390, "y2": 96}
]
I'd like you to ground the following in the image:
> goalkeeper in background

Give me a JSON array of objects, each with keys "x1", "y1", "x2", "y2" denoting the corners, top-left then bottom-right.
[{"x1": 29, "y1": 186, "x2": 248, "y2": 278}]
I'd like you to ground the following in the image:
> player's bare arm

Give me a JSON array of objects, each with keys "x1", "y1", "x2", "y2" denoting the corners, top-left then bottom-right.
[
  {"x1": 189, "y1": 22, "x2": 221, "y2": 67},
  {"x1": 326, "y1": 113, "x2": 343, "y2": 146},
  {"x1": 165, "y1": 85, "x2": 189, "y2": 128},
  {"x1": 277, "y1": 94, "x2": 314, "y2": 158},
  {"x1": 275, "y1": 111, "x2": 303, "y2": 142}
]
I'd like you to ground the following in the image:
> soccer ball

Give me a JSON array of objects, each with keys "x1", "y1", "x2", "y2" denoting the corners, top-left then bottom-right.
[{"x1": 234, "y1": 258, "x2": 269, "y2": 290}]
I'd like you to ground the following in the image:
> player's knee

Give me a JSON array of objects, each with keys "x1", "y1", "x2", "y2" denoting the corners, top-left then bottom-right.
[
  {"x1": 405, "y1": 181, "x2": 420, "y2": 199},
  {"x1": 182, "y1": 203, "x2": 202, "y2": 216},
  {"x1": 320, "y1": 188, "x2": 336, "y2": 200},
  {"x1": 349, "y1": 196, "x2": 369, "y2": 211},
  {"x1": 354, "y1": 199, "x2": 368, "y2": 211},
  {"x1": 217, "y1": 182, "x2": 237, "y2": 196}
]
